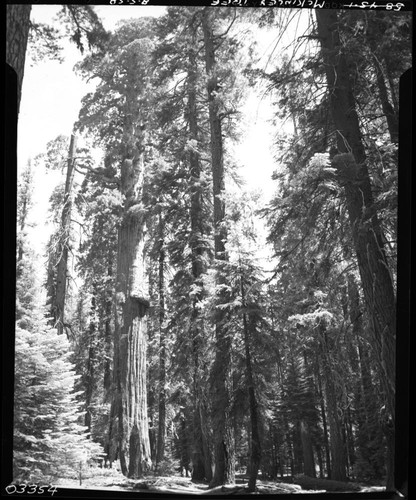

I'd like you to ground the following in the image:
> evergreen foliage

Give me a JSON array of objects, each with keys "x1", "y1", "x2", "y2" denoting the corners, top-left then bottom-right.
[
  {"x1": 14, "y1": 244, "x2": 103, "y2": 483},
  {"x1": 13, "y1": 5, "x2": 410, "y2": 493}
]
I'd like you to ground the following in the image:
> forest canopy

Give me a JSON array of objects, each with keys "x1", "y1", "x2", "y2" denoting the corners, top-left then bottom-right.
[{"x1": 9, "y1": 4, "x2": 411, "y2": 496}]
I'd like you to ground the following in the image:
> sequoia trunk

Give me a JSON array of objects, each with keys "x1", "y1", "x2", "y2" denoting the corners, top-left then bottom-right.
[
  {"x1": 111, "y1": 108, "x2": 152, "y2": 478},
  {"x1": 315, "y1": 9, "x2": 396, "y2": 489}
]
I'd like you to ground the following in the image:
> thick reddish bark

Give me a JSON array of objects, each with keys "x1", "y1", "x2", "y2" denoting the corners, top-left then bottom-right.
[{"x1": 110, "y1": 102, "x2": 152, "y2": 477}]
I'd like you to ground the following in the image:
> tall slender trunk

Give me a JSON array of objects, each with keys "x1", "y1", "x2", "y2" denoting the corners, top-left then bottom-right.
[
  {"x1": 156, "y1": 212, "x2": 166, "y2": 467},
  {"x1": 372, "y1": 56, "x2": 399, "y2": 143},
  {"x1": 319, "y1": 325, "x2": 347, "y2": 482},
  {"x1": 16, "y1": 160, "x2": 32, "y2": 271},
  {"x1": 300, "y1": 420, "x2": 315, "y2": 477},
  {"x1": 344, "y1": 406, "x2": 355, "y2": 477},
  {"x1": 54, "y1": 134, "x2": 77, "y2": 336},
  {"x1": 240, "y1": 279, "x2": 261, "y2": 492},
  {"x1": 85, "y1": 293, "x2": 97, "y2": 432},
  {"x1": 202, "y1": 8, "x2": 235, "y2": 487},
  {"x1": 300, "y1": 353, "x2": 316, "y2": 478},
  {"x1": 186, "y1": 22, "x2": 212, "y2": 482},
  {"x1": 103, "y1": 255, "x2": 113, "y2": 399},
  {"x1": 315, "y1": 10, "x2": 396, "y2": 489},
  {"x1": 348, "y1": 274, "x2": 384, "y2": 479},
  {"x1": 315, "y1": 359, "x2": 331, "y2": 478},
  {"x1": 383, "y1": 58, "x2": 399, "y2": 117}
]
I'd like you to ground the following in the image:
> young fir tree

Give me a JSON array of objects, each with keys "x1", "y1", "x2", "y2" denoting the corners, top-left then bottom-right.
[
  {"x1": 222, "y1": 191, "x2": 268, "y2": 491},
  {"x1": 14, "y1": 210, "x2": 103, "y2": 482}
]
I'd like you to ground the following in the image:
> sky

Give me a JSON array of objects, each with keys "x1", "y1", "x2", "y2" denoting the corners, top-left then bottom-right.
[{"x1": 18, "y1": 5, "x2": 285, "y2": 259}]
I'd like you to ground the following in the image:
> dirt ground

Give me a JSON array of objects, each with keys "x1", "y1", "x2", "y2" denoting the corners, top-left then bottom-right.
[{"x1": 54, "y1": 470, "x2": 386, "y2": 496}]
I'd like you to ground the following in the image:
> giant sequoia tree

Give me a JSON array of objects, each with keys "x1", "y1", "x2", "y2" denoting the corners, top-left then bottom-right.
[
  {"x1": 76, "y1": 18, "x2": 157, "y2": 478},
  {"x1": 14, "y1": 5, "x2": 410, "y2": 492},
  {"x1": 315, "y1": 9, "x2": 397, "y2": 489}
]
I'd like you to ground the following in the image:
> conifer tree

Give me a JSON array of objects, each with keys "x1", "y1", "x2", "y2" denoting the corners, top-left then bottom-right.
[{"x1": 14, "y1": 237, "x2": 103, "y2": 482}]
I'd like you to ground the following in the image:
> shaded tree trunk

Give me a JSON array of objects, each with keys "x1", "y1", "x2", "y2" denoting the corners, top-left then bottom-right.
[
  {"x1": 372, "y1": 56, "x2": 399, "y2": 143},
  {"x1": 103, "y1": 256, "x2": 113, "y2": 399},
  {"x1": 16, "y1": 160, "x2": 32, "y2": 271},
  {"x1": 202, "y1": 8, "x2": 235, "y2": 487},
  {"x1": 315, "y1": 9, "x2": 396, "y2": 489},
  {"x1": 6, "y1": 5, "x2": 32, "y2": 114},
  {"x1": 240, "y1": 280, "x2": 261, "y2": 492},
  {"x1": 348, "y1": 275, "x2": 384, "y2": 479},
  {"x1": 301, "y1": 352, "x2": 317, "y2": 478},
  {"x1": 186, "y1": 21, "x2": 213, "y2": 482},
  {"x1": 319, "y1": 325, "x2": 347, "y2": 482},
  {"x1": 300, "y1": 420, "x2": 315, "y2": 478},
  {"x1": 54, "y1": 134, "x2": 77, "y2": 336},
  {"x1": 315, "y1": 358, "x2": 331, "y2": 478},
  {"x1": 156, "y1": 212, "x2": 166, "y2": 468},
  {"x1": 85, "y1": 292, "x2": 97, "y2": 432}
]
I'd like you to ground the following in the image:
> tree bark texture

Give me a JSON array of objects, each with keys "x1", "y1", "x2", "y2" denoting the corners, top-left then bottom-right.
[
  {"x1": 85, "y1": 293, "x2": 97, "y2": 432},
  {"x1": 319, "y1": 326, "x2": 347, "y2": 482},
  {"x1": 300, "y1": 420, "x2": 315, "y2": 478},
  {"x1": 315, "y1": 9, "x2": 396, "y2": 489},
  {"x1": 315, "y1": 356, "x2": 331, "y2": 478},
  {"x1": 300, "y1": 353, "x2": 317, "y2": 478},
  {"x1": 156, "y1": 213, "x2": 166, "y2": 467},
  {"x1": 202, "y1": 8, "x2": 235, "y2": 487},
  {"x1": 348, "y1": 275, "x2": 384, "y2": 479},
  {"x1": 6, "y1": 5, "x2": 31, "y2": 115},
  {"x1": 103, "y1": 257, "x2": 113, "y2": 399},
  {"x1": 187, "y1": 24, "x2": 213, "y2": 483},
  {"x1": 111, "y1": 108, "x2": 151, "y2": 478},
  {"x1": 372, "y1": 56, "x2": 399, "y2": 143},
  {"x1": 241, "y1": 282, "x2": 262, "y2": 492},
  {"x1": 54, "y1": 134, "x2": 77, "y2": 336}
]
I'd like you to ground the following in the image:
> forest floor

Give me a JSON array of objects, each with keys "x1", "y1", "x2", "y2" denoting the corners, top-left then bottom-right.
[{"x1": 54, "y1": 469, "x2": 386, "y2": 495}]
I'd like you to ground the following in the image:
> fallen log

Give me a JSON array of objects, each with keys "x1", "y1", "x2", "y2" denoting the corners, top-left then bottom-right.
[{"x1": 294, "y1": 474, "x2": 361, "y2": 492}]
